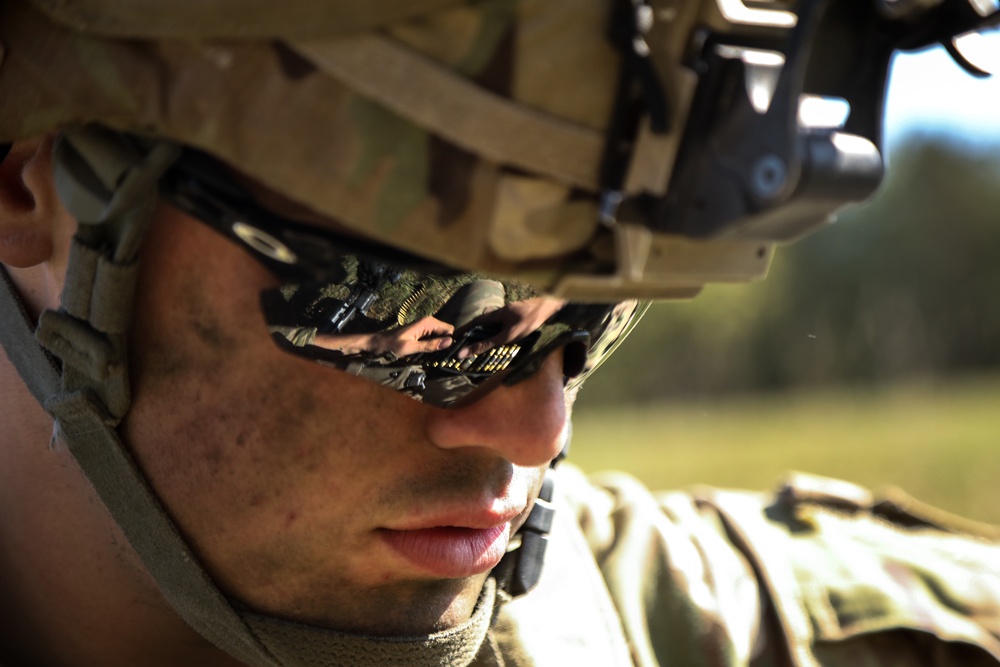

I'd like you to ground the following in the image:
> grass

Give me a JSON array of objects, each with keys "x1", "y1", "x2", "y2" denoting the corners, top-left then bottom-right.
[{"x1": 568, "y1": 375, "x2": 1000, "y2": 524}]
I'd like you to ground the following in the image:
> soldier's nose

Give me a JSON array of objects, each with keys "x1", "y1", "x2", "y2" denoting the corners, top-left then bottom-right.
[{"x1": 423, "y1": 352, "x2": 567, "y2": 468}]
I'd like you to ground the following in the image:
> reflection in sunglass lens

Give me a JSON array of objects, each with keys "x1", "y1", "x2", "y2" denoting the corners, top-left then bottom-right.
[{"x1": 260, "y1": 257, "x2": 645, "y2": 408}]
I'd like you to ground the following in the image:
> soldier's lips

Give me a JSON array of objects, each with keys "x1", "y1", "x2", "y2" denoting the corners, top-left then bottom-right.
[{"x1": 377, "y1": 524, "x2": 511, "y2": 578}]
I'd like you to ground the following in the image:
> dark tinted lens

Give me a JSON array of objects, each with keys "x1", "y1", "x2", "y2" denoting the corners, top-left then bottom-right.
[{"x1": 260, "y1": 258, "x2": 645, "y2": 407}]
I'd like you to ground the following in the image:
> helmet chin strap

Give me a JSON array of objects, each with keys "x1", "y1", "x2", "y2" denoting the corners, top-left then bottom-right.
[
  {"x1": 18, "y1": 127, "x2": 284, "y2": 666},
  {"x1": 0, "y1": 126, "x2": 528, "y2": 666}
]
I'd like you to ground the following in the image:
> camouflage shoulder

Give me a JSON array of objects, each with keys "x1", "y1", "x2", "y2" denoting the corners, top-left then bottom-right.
[
  {"x1": 696, "y1": 472, "x2": 1000, "y2": 667},
  {"x1": 556, "y1": 463, "x2": 764, "y2": 667}
]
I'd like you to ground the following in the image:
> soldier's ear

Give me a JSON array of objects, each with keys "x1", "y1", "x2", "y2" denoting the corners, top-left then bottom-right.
[{"x1": 0, "y1": 134, "x2": 67, "y2": 268}]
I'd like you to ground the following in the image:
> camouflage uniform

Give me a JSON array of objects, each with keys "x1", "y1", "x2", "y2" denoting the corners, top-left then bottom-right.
[{"x1": 479, "y1": 465, "x2": 1000, "y2": 667}]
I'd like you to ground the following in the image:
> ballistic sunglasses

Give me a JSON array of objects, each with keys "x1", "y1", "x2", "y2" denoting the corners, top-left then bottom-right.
[{"x1": 161, "y1": 151, "x2": 646, "y2": 408}]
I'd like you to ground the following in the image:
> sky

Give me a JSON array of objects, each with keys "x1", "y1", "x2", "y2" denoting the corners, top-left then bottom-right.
[{"x1": 883, "y1": 27, "x2": 1000, "y2": 149}]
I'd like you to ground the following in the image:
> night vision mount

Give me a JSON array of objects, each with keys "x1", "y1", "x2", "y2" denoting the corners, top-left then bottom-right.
[{"x1": 602, "y1": 0, "x2": 1000, "y2": 243}]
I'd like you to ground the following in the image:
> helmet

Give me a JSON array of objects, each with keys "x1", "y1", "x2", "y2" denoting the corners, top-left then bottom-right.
[
  {"x1": 3, "y1": 0, "x2": 995, "y2": 296},
  {"x1": 0, "y1": 1, "x2": 996, "y2": 665}
]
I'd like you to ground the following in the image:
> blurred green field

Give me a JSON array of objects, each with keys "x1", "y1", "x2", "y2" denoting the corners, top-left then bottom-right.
[{"x1": 569, "y1": 375, "x2": 1000, "y2": 524}]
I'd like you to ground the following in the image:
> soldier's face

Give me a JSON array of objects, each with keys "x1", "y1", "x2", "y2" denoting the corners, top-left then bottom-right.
[{"x1": 120, "y1": 202, "x2": 569, "y2": 635}]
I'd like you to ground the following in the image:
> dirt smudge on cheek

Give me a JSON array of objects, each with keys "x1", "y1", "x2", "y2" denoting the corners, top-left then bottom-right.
[
  {"x1": 263, "y1": 384, "x2": 328, "y2": 465},
  {"x1": 190, "y1": 312, "x2": 238, "y2": 352}
]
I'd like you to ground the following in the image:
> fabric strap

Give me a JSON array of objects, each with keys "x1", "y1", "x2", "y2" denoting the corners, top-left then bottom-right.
[
  {"x1": 291, "y1": 35, "x2": 605, "y2": 190},
  {"x1": 46, "y1": 391, "x2": 285, "y2": 666},
  {"x1": 0, "y1": 267, "x2": 60, "y2": 405},
  {"x1": 16, "y1": 131, "x2": 289, "y2": 666},
  {"x1": 243, "y1": 579, "x2": 498, "y2": 667},
  {"x1": 2, "y1": 265, "x2": 281, "y2": 665}
]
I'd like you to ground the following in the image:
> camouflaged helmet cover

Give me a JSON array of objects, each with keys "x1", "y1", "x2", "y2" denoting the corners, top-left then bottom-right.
[{"x1": 0, "y1": 0, "x2": 773, "y2": 298}]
